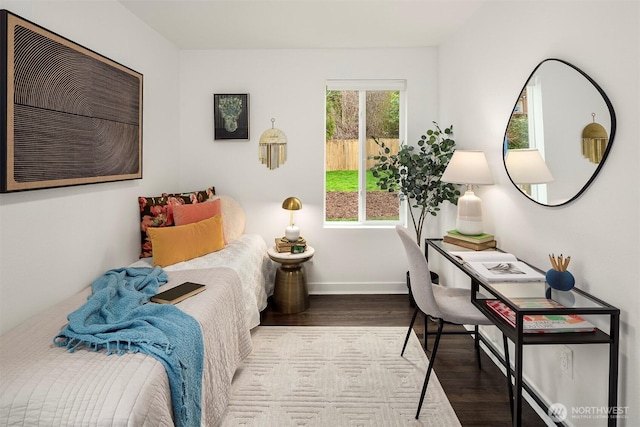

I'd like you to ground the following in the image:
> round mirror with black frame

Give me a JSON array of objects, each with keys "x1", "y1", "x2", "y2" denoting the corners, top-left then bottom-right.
[{"x1": 503, "y1": 58, "x2": 616, "y2": 207}]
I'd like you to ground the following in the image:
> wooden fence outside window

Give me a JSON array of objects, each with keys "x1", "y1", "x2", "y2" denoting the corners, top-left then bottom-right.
[{"x1": 325, "y1": 138, "x2": 399, "y2": 171}]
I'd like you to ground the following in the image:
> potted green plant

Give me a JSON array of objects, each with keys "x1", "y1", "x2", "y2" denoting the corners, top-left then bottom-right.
[
  {"x1": 370, "y1": 122, "x2": 460, "y2": 306},
  {"x1": 370, "y1": 121, "x2": 460, "y2": 245}
]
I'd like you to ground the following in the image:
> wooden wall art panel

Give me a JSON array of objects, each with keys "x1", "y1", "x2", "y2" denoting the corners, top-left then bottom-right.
[{"x1": 1, "y1": 10, "x2": 143, "y2": 192}]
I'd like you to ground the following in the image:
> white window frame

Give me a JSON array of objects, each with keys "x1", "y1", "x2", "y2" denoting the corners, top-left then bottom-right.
[
  {"x1": 324, "y1": 79, "x2": 407, "y2": 228},
  {"x1": 526, "y1": 77, "x2": 549, "y2": 204}
]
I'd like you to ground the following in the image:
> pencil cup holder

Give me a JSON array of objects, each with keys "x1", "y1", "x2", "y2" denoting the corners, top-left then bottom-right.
[{"x1": 545, "y1": 269, "x2": 575, "y2": 291}]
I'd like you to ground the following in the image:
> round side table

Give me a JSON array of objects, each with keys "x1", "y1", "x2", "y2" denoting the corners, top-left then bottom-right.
[{"x1": 267, "y1": 246, "x2": 315, "y2": 314}]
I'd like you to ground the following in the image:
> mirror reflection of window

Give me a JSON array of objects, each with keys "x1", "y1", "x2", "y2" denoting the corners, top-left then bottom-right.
[
  {"x1": 506, "y1": 89, "x2": 529, "y2": 149},
  {"x1": 505, "y1": 81, "x2": 550, "y2": 204}
]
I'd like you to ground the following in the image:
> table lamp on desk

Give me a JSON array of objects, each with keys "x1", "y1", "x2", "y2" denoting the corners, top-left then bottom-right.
[{"x1": 441, "y1": 150, "x2": 494, "y2": 235}]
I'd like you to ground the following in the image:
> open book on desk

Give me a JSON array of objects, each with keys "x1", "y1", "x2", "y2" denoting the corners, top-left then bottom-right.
[{"x1": 449, "y1": 251, "x2": 545, "y2": 282}]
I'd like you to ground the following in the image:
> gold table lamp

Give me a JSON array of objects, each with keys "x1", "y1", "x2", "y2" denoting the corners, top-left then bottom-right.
[{"x1": 282, "y1": 196, "x2": 302, "y2": 241}]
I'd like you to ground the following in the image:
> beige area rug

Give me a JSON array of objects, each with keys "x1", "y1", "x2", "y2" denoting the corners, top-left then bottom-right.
[{"x1": 220, "y1": 326, "x2": 461, "y2": 426}]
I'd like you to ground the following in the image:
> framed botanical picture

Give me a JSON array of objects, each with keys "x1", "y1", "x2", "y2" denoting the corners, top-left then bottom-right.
[
  {"x1": 1, "y1": 10, "x2": 143, "y2": 193},
  {"x1": 213, "y1": 94, "x2": 249, "y2": 140}
]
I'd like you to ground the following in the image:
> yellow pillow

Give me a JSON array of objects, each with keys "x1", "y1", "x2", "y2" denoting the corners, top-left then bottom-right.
[{"x1": 147, "y1": 214, "x2": 225, "y2": 267}]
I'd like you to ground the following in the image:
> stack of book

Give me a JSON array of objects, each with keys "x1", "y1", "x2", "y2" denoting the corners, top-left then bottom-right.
[
  {"x1": 275, "y1": 236, "x2": 307, "y2": 253},
  {"x1": 443, "y1": 229, "x2": 496, "y2": 251}
]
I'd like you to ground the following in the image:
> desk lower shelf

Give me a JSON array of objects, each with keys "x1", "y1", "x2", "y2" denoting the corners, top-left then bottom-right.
[{"x1": 475, "y1": 302, "x2": 613, "y2": 345}]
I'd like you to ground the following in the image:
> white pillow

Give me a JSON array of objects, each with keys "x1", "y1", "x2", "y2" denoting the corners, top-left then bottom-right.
[{"x1": 218, "y1": 195, "x2": 246, "y2": 242}]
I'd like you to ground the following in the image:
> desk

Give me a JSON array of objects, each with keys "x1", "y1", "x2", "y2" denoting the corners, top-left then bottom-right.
[
  {"x1": 426, "y1": 238, "x2": 620, "y2": 427},
  {"x1": 267, "y1": 246, "x2": 315, "y2": 314}
]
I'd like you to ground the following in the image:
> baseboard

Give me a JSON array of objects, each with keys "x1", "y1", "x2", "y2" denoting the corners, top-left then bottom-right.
[{"x1": 308, "y1": 281, "x2": 408, "y2": 295}]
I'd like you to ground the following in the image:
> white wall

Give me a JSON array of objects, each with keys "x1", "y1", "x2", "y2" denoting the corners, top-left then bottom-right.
[
  {"x1": 0, "y1": 0, "x2": 182, "y2": 333},
  {"x1": 179, "y1": 48, "x2": 443, "y2": 294},
  {"x1": 1, "y1": 1, "x2": 637, "y2": 424},
  {"x1": 438, "y1": 1, "x2": 639, "y2": 425}
]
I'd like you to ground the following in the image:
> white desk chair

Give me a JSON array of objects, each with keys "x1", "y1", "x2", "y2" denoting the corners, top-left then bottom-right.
[{"x1": 395, "y1": 225, "x2": 498, "y2": 419}]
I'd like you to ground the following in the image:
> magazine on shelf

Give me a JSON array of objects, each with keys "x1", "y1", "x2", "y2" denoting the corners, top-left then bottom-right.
[
  {"x1": 449, "y1": 251, "x2": 545, "y2": 282},
  {"x1": 485, "y1": 299, "x2": 596, "y2": 333}
]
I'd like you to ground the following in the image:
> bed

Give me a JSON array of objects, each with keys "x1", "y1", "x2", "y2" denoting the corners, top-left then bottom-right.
[
  {"x1": 0, "y1": 190, "x2": 276, "y2": 426},
  {"x1": 130, "y1": 233, "x2": 275, "y2": 330}
]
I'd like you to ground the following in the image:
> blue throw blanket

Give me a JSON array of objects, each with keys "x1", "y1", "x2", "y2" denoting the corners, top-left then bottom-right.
[{"x1": 54, "y1": 267, "x2": 203, "y2": 427}]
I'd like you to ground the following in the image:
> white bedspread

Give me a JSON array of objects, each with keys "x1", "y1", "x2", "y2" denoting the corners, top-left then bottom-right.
[
  {"x1": 0, "y1": 268, "x2": 252, "y2": 427},
  {"x1": 130, "y1": 234, "x2": 276, "y2": 330}
]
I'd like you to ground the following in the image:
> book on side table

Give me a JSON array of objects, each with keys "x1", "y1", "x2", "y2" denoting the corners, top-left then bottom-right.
[
  {"x1": 275, "y1": 237, "x2": 307, "y2": 253},
  {"x1": 151, "y1": 282, "x2": 206, "y2": 304}
]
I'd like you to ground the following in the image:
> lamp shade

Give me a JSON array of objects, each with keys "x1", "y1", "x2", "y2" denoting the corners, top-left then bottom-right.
[
  {"x1": 441, "y1": 150, "x2": 494, "y2": 185},
  {"x1": 282, "y1": 197, "x2": 302, "y2": 211},
  {"x1": 505, "y1": 149, "x2": 554, "y2": 184}
]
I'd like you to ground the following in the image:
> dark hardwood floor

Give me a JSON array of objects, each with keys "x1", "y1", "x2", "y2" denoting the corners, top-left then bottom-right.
[{"x1": 261, "y1": 294, "x2": 547, "y2": 427}]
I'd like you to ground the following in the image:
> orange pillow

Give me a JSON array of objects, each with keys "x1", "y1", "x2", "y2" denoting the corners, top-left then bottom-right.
[
  {"x1": 173, "y1": 198, "x2": 221, "y2": 225},
  {"x1": 147, "y1": 215, "x2": 225, "y2": 267},
  {"x1": 173, "y1": 199, "x2": 227, "y2": 243}
]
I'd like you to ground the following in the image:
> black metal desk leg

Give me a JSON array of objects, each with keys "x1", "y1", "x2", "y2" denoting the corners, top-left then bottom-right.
[
  {"x1": 475, "y1": 325, "x2": 481, "y2": 369},
  {"x1": 608, "y1": 314, "x2": 620, "y2": 427},
  {"x1": 503, "y1": 335, "x2": 514, "y2": 419},
  {"x1": 513, "y1": 341, "x2": 523, "y2": 427}
]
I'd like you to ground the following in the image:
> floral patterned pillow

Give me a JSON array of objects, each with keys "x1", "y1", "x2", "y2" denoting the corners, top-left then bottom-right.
[{"x1": 138, "y1": 186, "x2": 216, "y2": 258}]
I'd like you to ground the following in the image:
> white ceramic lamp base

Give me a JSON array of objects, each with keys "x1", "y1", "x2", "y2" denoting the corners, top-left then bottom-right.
[
  {"x1": 285, "y1": 225, "x2": 300, "y2": 242},
  {"x1": 456, "y1": 190, "x2": 484, "y2": 235}
]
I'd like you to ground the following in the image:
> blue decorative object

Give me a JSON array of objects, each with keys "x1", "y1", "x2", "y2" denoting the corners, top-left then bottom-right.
[{"x1": 546, "y1": 269, "x2": 575, "y2": 291}]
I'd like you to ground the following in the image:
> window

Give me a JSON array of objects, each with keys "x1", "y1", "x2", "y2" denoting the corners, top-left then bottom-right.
[
  {"x1": 505, "y1": 77, "x2": 549, "y2": 203},
  {"x1": 324, "y1": 80, "x2": 406, "y2": 226}
]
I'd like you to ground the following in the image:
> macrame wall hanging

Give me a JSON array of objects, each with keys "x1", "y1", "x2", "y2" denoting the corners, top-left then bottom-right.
[
  {"x1": 581, "y1": 113, "x2": 608, "y2": 164},
  {"x1": 259, "y1": 118, "x2": 287, "y2": 170}
]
